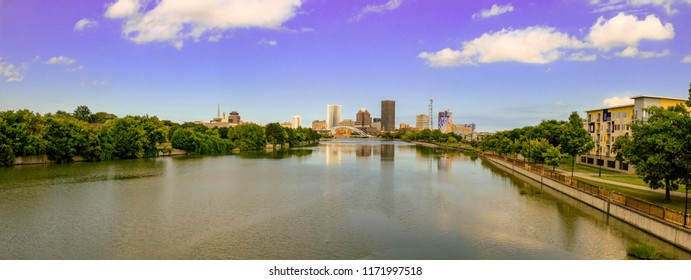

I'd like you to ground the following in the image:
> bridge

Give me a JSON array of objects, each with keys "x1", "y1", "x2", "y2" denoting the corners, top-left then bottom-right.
[{"x1": 330, "y1": 126, "x2": 372, "y2": 138}]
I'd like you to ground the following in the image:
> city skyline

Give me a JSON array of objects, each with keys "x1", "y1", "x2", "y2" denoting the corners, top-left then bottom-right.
[{"x1": 2, "y1": 1, "x2": 691, "y2": 132}]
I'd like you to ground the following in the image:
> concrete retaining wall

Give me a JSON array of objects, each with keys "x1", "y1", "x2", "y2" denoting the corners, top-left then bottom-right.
[
  {"x1": 484, "y1": 156, "x2": 691, "y2": 252},
  {"x1": 15, "y1": 155, "x2": 88, "y2": 165}
]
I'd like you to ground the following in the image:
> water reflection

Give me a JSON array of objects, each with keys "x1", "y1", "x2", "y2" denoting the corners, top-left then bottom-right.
[
  {"x1": 380, "y1": 144, "x2": 394, "y2": 161},
  {"x1": 0, "y1": 140, "x2": 689, "y2": 259}
]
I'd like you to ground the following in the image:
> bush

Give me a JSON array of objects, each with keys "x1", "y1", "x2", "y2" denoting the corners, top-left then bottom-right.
[{"x1": 627, "y1": 243, "x2": 661, "y2": 260}]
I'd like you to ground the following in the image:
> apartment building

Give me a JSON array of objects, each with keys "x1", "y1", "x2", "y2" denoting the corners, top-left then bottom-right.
[{"x1": 582, "y1": 95, "x2": 689, "y2": 173}]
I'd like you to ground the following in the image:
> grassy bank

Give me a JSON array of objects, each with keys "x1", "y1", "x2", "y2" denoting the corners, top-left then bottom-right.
[{"x1": 575, "y1": 177, "x2": 689, "y2": 212}]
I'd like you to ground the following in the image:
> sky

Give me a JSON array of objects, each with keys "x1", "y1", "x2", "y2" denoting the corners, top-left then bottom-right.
[{"x1": 1, "y1": 0, "x2": 690, "y2": 132}]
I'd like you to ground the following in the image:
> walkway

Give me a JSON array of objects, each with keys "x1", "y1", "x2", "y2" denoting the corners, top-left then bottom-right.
[{"x1": 554, "y1": 168, "x2": 687, "y2": 199}]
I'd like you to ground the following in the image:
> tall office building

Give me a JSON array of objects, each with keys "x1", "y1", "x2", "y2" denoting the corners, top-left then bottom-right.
[
  {"x1": 438, "y1": 110, "x2": 453, "y2": 133},
  {"x1": 291, "y1": 114, "x2": 302, "y2": 129},
  {"x1": 326, "y1": 104, "x2": 342, "y2": 129},
  {"x1": 355, "y1": 108, "x2": 372, "y2": 127},
  {"x1": 416, "y1": 114, "x2": 430, "y2": 130},
  {"x1": 381, "y1": 100, "x2": 395, "y2": 132}
]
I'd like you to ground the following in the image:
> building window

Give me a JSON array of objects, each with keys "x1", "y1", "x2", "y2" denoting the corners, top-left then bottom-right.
[
  {"x1": 581, "y1": 156, "x2": 586, "y2": 163},
  {"x1": 587, "y1": 158, "x2": 594, "y2": 164},
  {"x1": 607, "y1": 160, "x2": 615, "y2": 168},
  {"x1": 597, "y1": 159, "x2": 604, "y2": 166},
  {"x1": 622, "y1": 163, "x2": 629, "y2": 171}
]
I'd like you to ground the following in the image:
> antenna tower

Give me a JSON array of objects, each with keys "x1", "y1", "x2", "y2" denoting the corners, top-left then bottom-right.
[{"x1": 428, "y1": 99, "x2": 433, "y2": 129}]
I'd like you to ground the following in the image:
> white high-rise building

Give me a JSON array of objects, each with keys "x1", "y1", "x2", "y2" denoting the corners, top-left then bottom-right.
[
  {"x1": 326, "y1": 104, "x2": 341, "y2": 129},
  {"x1": 292, "y1": 114, "x2": 302, "y2": 129}
]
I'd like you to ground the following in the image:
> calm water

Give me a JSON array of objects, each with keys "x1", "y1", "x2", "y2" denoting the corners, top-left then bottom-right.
[{"x1": 0, "y1": 139, "x2": 689, "y2": 259}]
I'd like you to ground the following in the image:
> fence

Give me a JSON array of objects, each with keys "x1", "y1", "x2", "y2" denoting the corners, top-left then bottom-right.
[{"x1": 483, "y1": 153, "x2": 691, "y2": 229}]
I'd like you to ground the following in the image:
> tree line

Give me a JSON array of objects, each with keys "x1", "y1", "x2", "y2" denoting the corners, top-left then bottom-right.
[
  {"x1": 478, "y1": 111, "x2": 594, "y2": 175},
  {"x1": 0, "y1": 106, "x2": 321, "y2": 167},
  {"x1": 384, "y1": 129, "x2": 465, "y2": 145}
]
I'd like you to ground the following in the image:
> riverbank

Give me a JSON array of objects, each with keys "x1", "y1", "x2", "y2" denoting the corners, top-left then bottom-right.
[
  {"x1": 12, "y1": 141, "x2": 319, "y2": 166},
  {"x1": 482, "y1": 153, "x2": 691, "y2": 253}
]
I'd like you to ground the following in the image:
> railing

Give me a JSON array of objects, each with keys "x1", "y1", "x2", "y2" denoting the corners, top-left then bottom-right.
[{"x1": 483, "y1": 153, "x2": 690, "y2": 229}]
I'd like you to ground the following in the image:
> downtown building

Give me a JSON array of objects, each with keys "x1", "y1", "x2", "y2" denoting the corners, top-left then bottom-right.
[
  {"x1": 381, "y1": 100, "x2": 395, "y2": 132},
  {"x1": 326, "y1": 104, "x2": 342, "y2": 129},
  {"x1": 291, "y1": 114, "x2": 302, "y2": 129},
  {"x1": 438, "y1": 109, "x2": 453, "y2": 133},
  {"x1": 355, "y1": 108, "x2": 372, "y2": 127},
  {"x1": 415, "y1": 114, "x2": 430, "y2": 130},
  {"x1": 581, "y1": 95, "x2": 690, "y2": 174}
]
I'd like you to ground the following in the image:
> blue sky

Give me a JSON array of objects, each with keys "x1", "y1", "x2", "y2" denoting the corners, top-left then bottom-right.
[{"x1": 1, "y1": 0, "x2": 690, "y2": 131}]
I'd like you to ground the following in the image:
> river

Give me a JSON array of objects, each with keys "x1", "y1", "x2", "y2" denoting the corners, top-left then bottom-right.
[{"x1": 0, "y1": 139, "x2": 688, "y2": 259}]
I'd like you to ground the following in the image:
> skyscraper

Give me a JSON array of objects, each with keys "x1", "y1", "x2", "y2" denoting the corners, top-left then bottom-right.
[
  {"x1": 416, "y1": 114, "x2": 430, "y2": 130},
  {"x1": 326, "y1": 104, "x2": 341, "y2": 129},
  {"x1": 381, "y1": 100, "x2": 395, "y2": 132},
  {"x1": 355, "y1": 108, "x2": 372, "y2": 127},
  {"x1": 291, "y1": 114, "x2": 301, "y2": 129}
]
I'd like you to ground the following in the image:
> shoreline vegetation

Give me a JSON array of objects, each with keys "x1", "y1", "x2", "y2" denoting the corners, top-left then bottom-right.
[{"x1": 0, "y1": 106, "x2": 322, "y2": 167}]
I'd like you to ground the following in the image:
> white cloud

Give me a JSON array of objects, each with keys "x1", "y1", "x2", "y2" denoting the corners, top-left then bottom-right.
[
  {"x1": 603, "y1": 96, "x2": 634, "y2": 107},
  {"x1": 105, "y1": 0, "x2": 141, "y2": 19},
  {"x1": 682, "y1": 54, "x2": 691, "y2": 63},
  {"x1": 351, "y1": 0, "x2": 403, "y2": 21},
  {"x1": 420, "y1": 26, "x2": 586, "y2": 66},
  {"x1": 74, "y1": 18, "x2": 99, "y2": 31},
  {"x1": 208, "y1": 33, "x2": 223, "y2": 42},
  {"x1": 46, "y1": 56, "x2": 77, "y2": 65},
  {"x1": 104, "y1": 0, "x2": 302, "y2": 48},
  {"x1": 587, "y1": 13, "x2": 674, "y2": 52},
  {"x1": 615, "y1": 46, "x2": 669, "y2": 58},
  {"x1": 568, "y1": 52, "x2": 598, "y2": 61},
  {"x1": 473, "y1": 4, "x2": 514, "y2": 19},
  {"x1": 419, "y1": 13, "x2": 674, "y2": 67},
  {"x1": 258, "y1": 39, "x2": 278, "y2": 46},
  {"x1": 418, "y1": 48, "x2": 467, "y2": 68},
  {"x1": 590, "y1": 0, "x2": 683, "y2": 15},
  {"x1": 0, "y1": 58, "x2": 25, "y2": 82}
]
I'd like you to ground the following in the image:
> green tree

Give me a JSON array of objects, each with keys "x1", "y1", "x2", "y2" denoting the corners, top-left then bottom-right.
[
  {"x1": 73, "y1": 105, "x2": 92, "y2": 123},
  {"x1": 232, "y1": 123, "x2": 267, "y2": 151},
  {"x1": 91, "y1": 112, "x2": 117, "y2": 124},
  {"x1": 44, "y1": 117, "x2": 89, "y2": 163},
  {"x1": 101, "y1": 116, "x2": 164, "y2": 159},
  {"x1": 521, "y1": 138, "x2": 553, "y2": 164},
  {"x1": 614, "y1": 105, "x2": 690, "y2": 201},
  {"x1": 543, "y1": 144, "x2": 565, "y2": 170},
  {"x1": 560, "y1": 111, "x2": 595, "y2": 177},
  {"x1": 264, "y1": 123, "x2": 287, "y2": 148}
]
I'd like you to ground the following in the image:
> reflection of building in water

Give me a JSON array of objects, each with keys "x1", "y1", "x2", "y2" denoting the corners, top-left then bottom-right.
[
  {"x1": 356, "y1": 145, "x2": 373, "y2": 157},
  {"x1": 381, "y1": 144, "x2": 394, "y2": 161},
  {"x1": 325, "y1": 143, "x2": 342, "y2": 165},
  {"x1": 437, "y1": 155, "x2": 452, "y2": 172}
]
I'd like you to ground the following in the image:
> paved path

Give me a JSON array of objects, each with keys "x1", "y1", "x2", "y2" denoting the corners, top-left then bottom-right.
[{"x1": 554, "y1": 168, "x2": 687, "y2": 199}]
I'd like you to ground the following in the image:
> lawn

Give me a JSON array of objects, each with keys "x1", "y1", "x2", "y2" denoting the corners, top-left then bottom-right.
[
  {"x1": 600, "y1": 175, "x2": 648, "y2": 187},
  {"x1": 575, "y1": 177, "x2": 689, "y2": 213}
]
